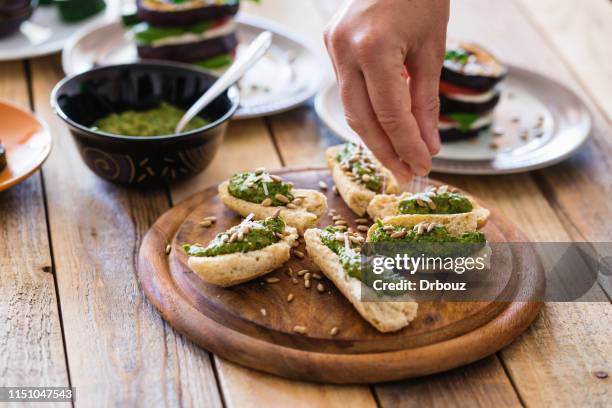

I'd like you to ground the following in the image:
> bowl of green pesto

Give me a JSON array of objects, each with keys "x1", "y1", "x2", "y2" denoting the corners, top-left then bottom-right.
[{"x1": 51, "y1": 61, "x2": 239, "y2": 186}]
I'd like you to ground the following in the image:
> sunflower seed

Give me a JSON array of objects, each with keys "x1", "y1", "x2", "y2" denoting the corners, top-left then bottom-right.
[
  {"x1": 260, "y1": 308, "x2": 267, "y2": 316},
  {"x1": 390, "y1": 230, "x2": 406, "y2": 239},
  {"x1": 427, "y1": 200, "x2": 437, "y2": 210},
  {"x1": 297, "y1": 269, "x2": 308, "y2": 276},
  {"x1": 262, "y1": 198, "x2": 272, "y2": 207},
  {"x1": 292, "y1": 277, "x2": 299, "y2": 284},
  {"x1": 335, "y1": 225, "x2": 348, "y2": 231},
  {"x1": 316, "y1": 283, "x2": 325, "y2": 293},
  {"x1": 287, "y1": 293, "x2": 295, "y2": 303},
  {"x1": 270, "y1": 174, "x2": 282, "y2": 182},
  {"x1": 362, "y1": 174, "x2": 372, "y2": 182},
  {"x1": 427, "y1": 223, "x2": 436, "y2": 233},
  {"x1": 165, "y1": 244, "x2": 172, "y2": 254},
  {"x1": 292, "y1": 250, "x2": 305, "y2": 259},
  {"x1": 286, "y1": 203, "x2": 298, "y2": 209},
  {"x1": 293, "y1": 325, "x2": 307, "y2": 334},
  {"x1": 355, "y1": 218, "x2": 369, "y2": 224},
  {"x1": 236, "y1": 231, "x2": 244, "y2": 241},
  {"x1": 330, "y1": 327, "x2": 339, "y2": 336},
  {"x1": 274, "y1": 193, "x2": 289, "y2": 204},
  {"x1": 266, "y1": 277, "x2": 280, "y2": 284},
  {"x1": 312, "y1": 273, "x2": 322, "y2": 280},
  {"x1": 229, "y1": 232, "x2": 238, "y2": 243},
  {"x1": 304, "y1": 279, "x2": 311, "y2": 289},
  {"x1": 334, "y1": 220, "x2": 348, "y2": 226},
  {"x1": 255, "y1": 167, "x2": 266, "y2": 175},
  {"x1": 292, "y1": 197, "x2": 303, "y2": 206},
  {"x1": 416, "y1": 199, "x2": 427, "y2": 207},
  {"x1": 199, "y1": 220, "x2": 213, "y2": 228},
  {"x1": 318, "y1": 180, "x2": 328, "y2": 190}
]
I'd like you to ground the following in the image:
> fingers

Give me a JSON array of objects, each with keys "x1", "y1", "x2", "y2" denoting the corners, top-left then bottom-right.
[
  {"x1": 405, "y1": 47, "x2": 445, "y2": 155},
  {"x1": 356, "y1": 43, "x2": 432, "y2": 176},
  {"x1": 337, "y1": 69, "x2": 413, "y2": 183},
  {"x1": 325, "y1": 22, "x2": 413, "y2": 182}
]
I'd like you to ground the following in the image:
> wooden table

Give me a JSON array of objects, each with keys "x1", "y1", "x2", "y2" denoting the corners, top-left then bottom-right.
[{"x1": 1, "y1": 0, "x2": 610, "y2": 406}]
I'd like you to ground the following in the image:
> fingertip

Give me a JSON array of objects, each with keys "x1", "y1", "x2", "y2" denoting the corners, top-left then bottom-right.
[{"x1": 430, "y1": 129, "x2": 441, "y2": 155}]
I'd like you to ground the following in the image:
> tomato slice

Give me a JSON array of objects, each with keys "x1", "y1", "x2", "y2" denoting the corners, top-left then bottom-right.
[{"x1": 439, "y1": 80, "x2": 481, "y2": 96}]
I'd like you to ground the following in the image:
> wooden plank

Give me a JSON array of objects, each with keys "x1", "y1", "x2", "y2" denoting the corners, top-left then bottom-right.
[
  {"x1": 29, "y1": 56, "x2": 222, "y2": 407},
  {"x1": 217, "y1": 359, "x2": 375, "y2": 408},
  {"x1": 374, "y1": 357, "x2": 521, "y2": 408},
  {"x1": 0, "y1": 61, "x2": 69, "y2": 389},
  {"x1": 515, "y1": 0, "x2": 612, "y2": 120}
]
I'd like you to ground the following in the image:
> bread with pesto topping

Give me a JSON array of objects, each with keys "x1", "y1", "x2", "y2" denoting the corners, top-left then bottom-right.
[
  {"x1": 326, "y1": 143, "x2": 399, "y2": 216},
  {"x1": 218, "y1": 179, "x2": 327, "y2": 235},
  {"x1": 367, "y1": 212, "x2": 478, "y2": 239},
  {"x1": 304, "y1": 228, "x2": 418, "y2": 333},
  {"x1": 184, "y1": 215, "x2": 298, "y2": 287},
  {"x1": 367, "y1": 189, "x2": 489, "y2": 229}
]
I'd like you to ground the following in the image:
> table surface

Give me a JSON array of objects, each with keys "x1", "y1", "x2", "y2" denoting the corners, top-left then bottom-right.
[{"x1": 1, "y1": 0, "x2": 610, "y2": 407}]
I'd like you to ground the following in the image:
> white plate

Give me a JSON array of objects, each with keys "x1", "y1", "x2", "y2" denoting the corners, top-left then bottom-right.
[
  {"x1": 62, "y1": 14, "x2": 325, "y2": 120},
  {"x1": 314, "y1": 65, "x2": 592, "y2": 175},
  {"x1": 0, "y1": 0, "x2": 119, "y2": 61}
]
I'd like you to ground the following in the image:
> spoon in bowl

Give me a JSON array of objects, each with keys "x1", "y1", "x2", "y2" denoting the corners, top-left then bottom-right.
[{"x1": 175, "y1": 31, "x2": 273, "y2": 134}]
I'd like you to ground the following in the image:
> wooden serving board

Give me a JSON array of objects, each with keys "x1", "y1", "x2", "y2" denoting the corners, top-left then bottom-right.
[{"x1": 137, "y1": 168, "x2": 544, "y2": 383}]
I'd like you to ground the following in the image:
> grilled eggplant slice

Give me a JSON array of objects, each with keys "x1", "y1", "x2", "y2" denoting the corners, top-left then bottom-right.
[
  {"x1": 137, "y1": 0, "x2": 239, "y2": 27},
  {"x1": 442, "y1": 42, "x2": 507, "y2": 92},
  {"x1": 440, "y1": 89, "x2": 501, "y2": 115},
  {"x1": 438, "y1": 113, "x2": 494, "y2": 142},
  {"x1": 137, "y1": 33, "x2": 238, "y2": 63}
]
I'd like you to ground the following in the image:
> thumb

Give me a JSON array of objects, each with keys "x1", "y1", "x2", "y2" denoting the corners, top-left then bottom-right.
[{"x1": 405, "y1": 49, "x2": 444, "y2": 155}]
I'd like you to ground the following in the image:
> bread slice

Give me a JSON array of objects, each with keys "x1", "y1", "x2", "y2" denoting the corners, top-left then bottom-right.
[
  {"x1": 218, "y1": 181, "x2": 327, "y2": 235},
  {"x1": 304, "y1": 228, "x2": 418, "y2": 333},
  {"x1": 187, "y1": 225, "x2": 298, "y2": 287},
  {"x1": 367, "y1": 192, "x2": 490, "y2": 229},
  {"x1": 325, "y1": 145, "x2": 399, "y2": 216}
]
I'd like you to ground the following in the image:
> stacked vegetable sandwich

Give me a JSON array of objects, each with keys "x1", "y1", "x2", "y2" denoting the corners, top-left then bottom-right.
[{"x1": 438, "y1": 43, "x2": 507, "y2": 141}]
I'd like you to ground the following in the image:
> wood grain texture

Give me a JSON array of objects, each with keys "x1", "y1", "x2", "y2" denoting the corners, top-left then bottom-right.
[
  {"x1": 515, "y1": 0, "x2": 612, "y2": 120},
  {"x1": 29, "y1": 56, "x2": 222, "y2": 408},
  {"x1": 0, "y1": 61, "x2": 69, "y2": 389}
]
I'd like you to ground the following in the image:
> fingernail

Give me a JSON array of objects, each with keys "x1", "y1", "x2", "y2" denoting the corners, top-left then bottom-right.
[
  {"x1": 431, "y1": 130, "x2": 441, "y2": 155},
  {"x1": 412, "y1": 164, "x2": 430, "y2": 177}
]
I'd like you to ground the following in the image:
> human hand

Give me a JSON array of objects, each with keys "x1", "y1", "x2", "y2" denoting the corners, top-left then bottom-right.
[{"x1": 324, "y1": 0, "x2": 450, "y2": 181}]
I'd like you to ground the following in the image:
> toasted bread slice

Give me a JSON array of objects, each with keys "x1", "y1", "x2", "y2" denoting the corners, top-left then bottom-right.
[
  {"x1": 187, "y1": 225, "x2": 298, "y2": 287},
  {"x1": 304, "y1": 229, "x2": 418, "y2": 333},
  {"x1": 325, "y1": 145, "x2": 399, "y2": 216},
  {"x1": 218, "y1": 181, "x2": 327, "y2": 235},
  {"x1": 367, "y1": 192, "x2": 490, "y2": 229},
  {"x1": 367, "y1": 212, "x2": 478, "y2": 240}
]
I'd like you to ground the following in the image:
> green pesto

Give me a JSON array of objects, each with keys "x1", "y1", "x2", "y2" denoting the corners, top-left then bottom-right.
[
  {"x1": 183, "y1": 217, "x2": 285, "y2": 257},
  {"x1": 228, "y1": 171, "x2": 294, "y2": 206},
  {"x1": 92, "y1": 102, "x2": 208, "y2": 137},
  {"x1": 320, "y1": 226, "x2": 362, "y2": 281},
  {"x1": 336, "y1": 142, "x2": 382, "y2": 193},
  {"x1": 445, "y1": 49, "x2": 470, "y2": 65},
  {"x1": 370, "y1": 221, "x2": 484, "y2": 244},
  {"x1": 399, "y1": 191, "x2": 473, "y2": 215}
]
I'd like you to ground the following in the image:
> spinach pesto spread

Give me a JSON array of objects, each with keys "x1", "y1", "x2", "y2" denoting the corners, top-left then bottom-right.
[
  {"x1": 228, "y1": 170, "x2": 294, "y2": 206},
  {"x1": 370, "y1": 220, "x2": 485, "y2": 258},
  {"x1": 92, "y1": 102, "x2": 208, "y2": 137},
  {"x1": 399, "y1": 186, "x2": 473, "y2": 215},
  {"x1": 183, "y1": 216, "x2": 285, "y2": 257},
  {"x1": 320, "y1": 226, "x2": 363, "y2": 281},
  {"x1": 336, "y1": 143, "x2": 383, "y2": 193}
]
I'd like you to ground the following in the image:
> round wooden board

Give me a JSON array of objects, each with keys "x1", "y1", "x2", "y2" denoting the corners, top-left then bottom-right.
[{"x1": 138, "y1": 168, "x2": 544, "y2": 383}]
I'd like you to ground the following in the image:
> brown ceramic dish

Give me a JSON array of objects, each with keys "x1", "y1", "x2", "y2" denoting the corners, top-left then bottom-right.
[{"x1": 50, "y1": 61, "x2": 239, "y2": 186}]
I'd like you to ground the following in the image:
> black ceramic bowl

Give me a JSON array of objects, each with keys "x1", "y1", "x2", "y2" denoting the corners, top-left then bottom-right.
[
  {"x1": 51, "y1": 62, "x2": 239, "y2": 186},
  {"x1": 0, "y1": 0, "x2": 38, "y2": 38}
]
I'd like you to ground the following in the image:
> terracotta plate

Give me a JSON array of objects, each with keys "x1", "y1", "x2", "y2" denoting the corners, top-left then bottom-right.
[{"x1": 0, "y1": 100, "x2": 52, "y2": 192}]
